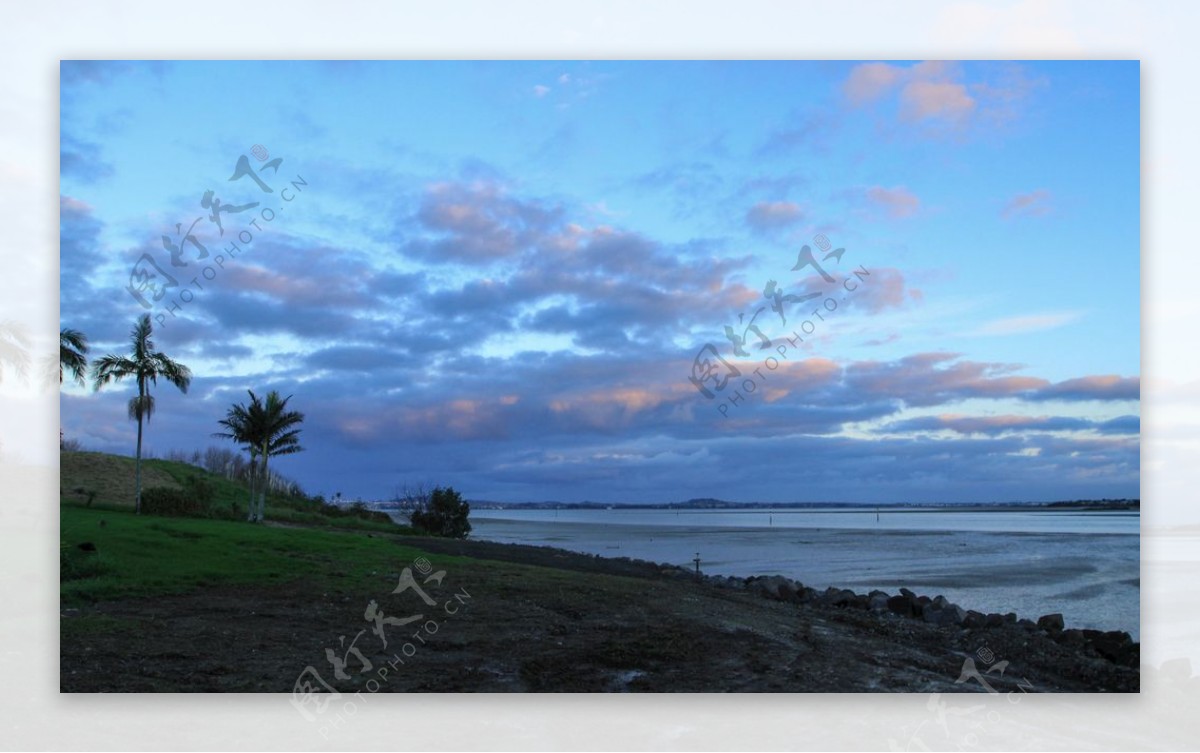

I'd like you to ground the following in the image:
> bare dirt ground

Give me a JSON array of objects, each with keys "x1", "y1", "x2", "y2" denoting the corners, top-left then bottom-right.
[{"x1": 60, "y1": 534, "x2": 1138, "y2": 693}]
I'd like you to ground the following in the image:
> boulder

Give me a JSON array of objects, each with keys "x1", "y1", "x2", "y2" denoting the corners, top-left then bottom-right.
[
  {"x1": 1091, "y1": 631, "x2": 1135, "y2": 664},
  {"x1": 1037, "y1": 613, "x2": 1065, "y2": 633},
  {"x1": 1057, "y1": 628, "x2": 1087, "y2": 647},
  {"x1": 752, "y1": 575, "x2": 793, "y2": 600},
  {"x1": 985, "y1": 613, "x2": 1005, "y2": 628},
  {"x1": 868, "y1": 593, "x2": 890, "y2": 612},
  {"x1": 899, "y1": 587, "x2": 917, "y2": 599},
  {"x1": 963, "y1": 610, "x2": 986, "y2": 629},
  {"x1": 887, "y1": 594, "x2": 917, "y2": 618},
  {"x1": 830, "y1": 589, "x2": 859, "y2": 608},
  {"x1": 923, "y1": 605, "x2": 967, "y2": 626}
]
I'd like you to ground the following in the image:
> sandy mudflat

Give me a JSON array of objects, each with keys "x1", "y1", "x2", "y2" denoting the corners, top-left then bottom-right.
[{"x1": 470, "y1": 517, "x2": 1140, "y2": 639}]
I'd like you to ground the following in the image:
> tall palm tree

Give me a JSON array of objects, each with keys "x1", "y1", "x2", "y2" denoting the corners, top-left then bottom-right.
[
  {"x1": 92, "y1": 314, "x2": 192, "y2": 514},
  {"x1": 250, "y1": 390, "x2": 305, "y2": 523},
  {"x1": 59, "y1": 327, "x2": 89, "y2": 386},
  {"x1": 214, "y1": 392, "x2": 262, "y2": 521}
]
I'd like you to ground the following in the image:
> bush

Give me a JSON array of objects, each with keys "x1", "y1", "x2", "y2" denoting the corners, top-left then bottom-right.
[
  {"x1": 410, "y1": 486, "x2": 471, "y2": 539},
  {"x1": 140, "y1": 487, "x2": 206, "y2": 518}
]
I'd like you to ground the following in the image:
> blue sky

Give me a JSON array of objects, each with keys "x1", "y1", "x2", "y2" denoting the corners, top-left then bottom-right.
[{"x1": 59, "y1": 60, "x2": 1140, "y2": 504}]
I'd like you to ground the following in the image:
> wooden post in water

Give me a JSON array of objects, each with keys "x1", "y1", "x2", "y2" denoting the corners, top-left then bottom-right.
[{"x1": 693, "y1": 552, "x2": 701, "y2": 578}]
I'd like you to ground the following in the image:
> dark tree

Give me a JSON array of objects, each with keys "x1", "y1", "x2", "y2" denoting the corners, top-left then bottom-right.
[{"x1": 407, "y1": 486, "x2": 471, "y2": 539}]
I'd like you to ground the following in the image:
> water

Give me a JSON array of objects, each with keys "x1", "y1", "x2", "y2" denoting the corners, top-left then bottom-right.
[{"x1": 460, "y1": 507, "x2": 1140, "y2": 638}]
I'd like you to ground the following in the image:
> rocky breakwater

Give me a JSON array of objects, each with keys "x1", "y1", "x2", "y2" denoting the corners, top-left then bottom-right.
[{"x1": 698, "y1": 572, "x2": 1138, "y2": 670}]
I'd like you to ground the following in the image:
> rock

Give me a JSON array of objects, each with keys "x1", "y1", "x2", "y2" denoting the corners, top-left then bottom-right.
[
  {"x1": 932, "y1": 595, "x2": 950, "y2": 610},
  {"x1": 887, "y1": 595, "x2": 917, "y2": 618},
  {"x1": 868, "y1": 593, "x2": 890, "y2": 612},
  {"x1": 1091, "y1": 630, "x2": 1134, "y2": 664},
  {"x1": 1017, "y1": 618, "x2": 1037, "y2": 631},
  {"x1": 1004, "y1": 612, "x2": 1018, "y2": 624},
  {"x1": 942, "y1": 605, "x2": 967, "y2": 626},
  {"x1": 1058, "y1": 628, "x2": 1087, "y2": 647},
  {"x1": 923, "y1": 605, "x2": 967, "y2": 626},
  {"x1": 751, "y1": 575, "x2": 793, "y2": 600},
  {"x1": 830, "y1": 589, "x2": 858, "y2": 608},
  {"x1": 899, "y1": 587, "x2": 917, "y2": 599},
  {"x1": 1037, "y1": 613, "x2": 1065, "y2": 633},
  {"x1": 985, "y1": 613, "x2": 1005, "y2": 628},
  {"x1": 963, "y1": 610, "x2": 986, "y2": 629}
]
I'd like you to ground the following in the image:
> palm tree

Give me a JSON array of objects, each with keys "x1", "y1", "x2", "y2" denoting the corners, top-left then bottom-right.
[
  {"x1": 92, "y1": 314, "x2": 192, "y2": 514},
  {"x1": 250, "y1": 390, "x2": 305, "y2": 523},
  {"x1": 215, "y1": 389, "x2": 304, "y2": 522},
  {"x1": 59, "y1": 328, "x2": 89, "y2": 386},
  {"x1": 214, "y1": 392, "x2": 262, "y2": 521}
]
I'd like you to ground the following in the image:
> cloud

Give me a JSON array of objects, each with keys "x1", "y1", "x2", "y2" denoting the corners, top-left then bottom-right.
[
  {"x1": 60, "y1": 135, "x2": 114, "y2": 184},
  {"x1": 1030, "y1": 375, "x2": 1140, "y2": 402},
  {"x1": 843, "y1": 352, "x2": 1048, "y2": 407},
  {"x1": 756, "y1": 111, "x2": 832, "y2": 155},
  {"x1": 745, "y1": 201, "x2": 804, "y2": 232},
  {"x1": 532, "y1": 84, "x2": 550, "y2": 98},
  {"x1": 844, "y1": 63, "x2": 905, "y2": 105},
  {"x1": 863, "y1": 185, "x2": 921, "y2": 219},
  {"x1": 403, "y1": 180, "x2": 564, "y2": 264},
  {"x1": 842, "y1": 61, "x2": 1036, "y2": 135},
  {"x1": 971, "y1": 311, "x2": 1082, "y2": 336},
  {"x1": 881, "y1": 413, "x2": 1141, "y2": 437},
  {"x1": 899, "y1": 79, "x2": 975, "y2": 122},
  {"x1": 1001, "y1": 189, "x2": 1053, "y2": 219}
]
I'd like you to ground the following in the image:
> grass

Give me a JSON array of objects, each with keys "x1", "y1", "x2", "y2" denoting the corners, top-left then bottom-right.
[
  {"x1": 59, "y1": 505, "x2": 455, "y2": 605},
  {"x1": 60, "y1": 449, "x2": 409, "y2": 534}
]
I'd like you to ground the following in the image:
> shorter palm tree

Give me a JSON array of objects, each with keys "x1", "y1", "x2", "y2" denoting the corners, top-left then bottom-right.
[
  {"x1": 215, "y1": 393, "x2": 262, "y2": 521},
  {"x1": 92, "y1": 314, "x2": 191, "y2": 514},
  {"x1": 60, "y1": 328, "x2": 89, "y2": 386},
  {"x1": 215, "y1": 389, "x2": 304, "y2": 522}
]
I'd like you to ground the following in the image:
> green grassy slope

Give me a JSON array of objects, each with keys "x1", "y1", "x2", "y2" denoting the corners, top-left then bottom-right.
[
  {"x1": 60, "y1": 505, "x2": 447, "y2": 605},
  {"x1": 60, "y1": 449, "x2": 407, "y2": 533}
]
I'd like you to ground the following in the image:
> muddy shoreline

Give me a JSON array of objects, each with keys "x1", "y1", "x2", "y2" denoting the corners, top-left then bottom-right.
[{"x1": 61, "y1": 531, "x2": 1139, "y2": 693}]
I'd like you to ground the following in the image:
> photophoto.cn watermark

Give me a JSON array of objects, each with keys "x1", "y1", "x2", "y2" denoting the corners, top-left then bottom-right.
[
  {"x1": 289, "y1": 554, "x2": 472, "y2": 738},
  {"x1": 890, "y1": 645, "x2": 1037, "y2": 752},
  {"x1": 124, "y1": 144, "x2": 308, "y2": 328},
  {"x1": 687, "y1": 233, "x2": 872, "y2": 418}
]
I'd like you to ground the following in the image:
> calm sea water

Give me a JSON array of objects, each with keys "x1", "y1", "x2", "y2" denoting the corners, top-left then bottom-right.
[{"x1": 457, "y1": 507, "x2": 1140, "y2": 638}]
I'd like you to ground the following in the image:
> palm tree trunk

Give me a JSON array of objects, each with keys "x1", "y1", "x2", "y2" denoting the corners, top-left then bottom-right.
[
  {"x1": 258, "y1": 444, "x2": 269, "y2": 523},
  {"x1": 246, "y1": 455, "x2": 257, "y2": 522},
  {"x1": 134, "y1": 409, "x2": 144, "y2": 515}
]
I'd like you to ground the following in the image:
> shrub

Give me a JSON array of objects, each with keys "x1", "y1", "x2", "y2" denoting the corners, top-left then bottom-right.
[
  {"x1": 140, "y1": 487, "x2": 206, "y2": 518},
  {"x1": 183, "y1": 474, "x2": 215, "y2": 505},
  {"x1": 410, "y1": 486, "x2": 471, "y2": 539}
]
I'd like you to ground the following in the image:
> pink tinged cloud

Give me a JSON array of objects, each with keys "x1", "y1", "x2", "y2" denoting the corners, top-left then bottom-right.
[
  {"x1": 865, "y1": 186, "x2": 921, "y2": 219},
  {"x1": 843, "y1": 62, "x2": 904, "y2": 104},
  {"x1": 1001, "y1": 189, "x2": 1053, "y2": 219},
  {"x1": 899, "y1": 79, "x2": 976, "y2": 122},
  {"x1": 1036, "y1": 375, "x2": 1140, "y2": 402}
]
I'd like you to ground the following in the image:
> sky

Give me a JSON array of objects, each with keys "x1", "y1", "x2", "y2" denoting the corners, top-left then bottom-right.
[{"x1": 58, "y1": 60, "x2": 1140, "y2": 504}]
